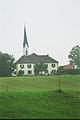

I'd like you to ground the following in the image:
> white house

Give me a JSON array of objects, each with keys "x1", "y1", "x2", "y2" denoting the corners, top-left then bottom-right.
[
  {"x1": 16, "y1": 53, "x2": 58, "y2": 75},
  {"x1": 15, "y1": 26, "x2": 58, "y2": 75}
]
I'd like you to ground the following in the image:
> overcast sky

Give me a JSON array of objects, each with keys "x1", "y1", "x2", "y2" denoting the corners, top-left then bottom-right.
[{"x1": 0, "y1": 0, "x2": 80, "y2": 65}]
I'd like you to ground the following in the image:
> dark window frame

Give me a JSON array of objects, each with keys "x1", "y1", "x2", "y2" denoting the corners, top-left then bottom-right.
[
  {"x1": 27, "y1": 64, "x2": 32, "y2": 68},
  {"x1": 20, "y1": 64, "x2": 24, "y2": 69},
  {"x1": 28, "y1": 70, "x2": 32, "y2": 74},
  {"x1": 51, "y1": 64, "x2": 55, "y2": 68}
]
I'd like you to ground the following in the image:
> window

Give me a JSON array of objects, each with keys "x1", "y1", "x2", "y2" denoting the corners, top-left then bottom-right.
[
  {"x1": 28, "y1": 70, "x2": 32, "y2": 74},
  {"x1": 51, "y1": 64, "x2": 55, "y2": 68},
  {"x1": 20, "y1": 64, "x2": 24, "y2": 69},
  {"x1": 27, "y1": 64, "x2": 31, "y2": 68},
  {"x1": 52, "y1": 70, "x2": 54, "y2": 73}
]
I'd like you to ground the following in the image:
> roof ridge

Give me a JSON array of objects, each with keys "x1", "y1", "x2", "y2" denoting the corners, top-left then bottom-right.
[
  {"x1": 28, "y1": 53, "x2": 37, "y2": 56},
  {"x1": 37, "y1": 54, "x2": 49, "y2": 57},
  {"x1": 48, "y1": 56, "x2": 58, "y2": 63},
  {"x1": 15, "y1": 55, "x2": 24, "y2": 64}
]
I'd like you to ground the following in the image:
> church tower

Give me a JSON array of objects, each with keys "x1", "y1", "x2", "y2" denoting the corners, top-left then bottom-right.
[{"x1": 23, "y1": 26, "x2": 29, "y2": 56}]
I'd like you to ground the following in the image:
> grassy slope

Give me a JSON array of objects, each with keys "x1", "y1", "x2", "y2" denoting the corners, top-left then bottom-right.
[
  {"x1": 0, "y1": 75, "x2": 80, "y2": 119},
  {"x1": 0, "y1": 75, "x2": 80, "y2": 91},
  {"x1": 0, "y1": 90, "x2": 80, "y2": 119}
]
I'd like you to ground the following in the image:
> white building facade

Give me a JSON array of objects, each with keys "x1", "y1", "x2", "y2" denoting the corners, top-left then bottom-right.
[{"x1": 16, "y1": 53, "x2": 58, "y2": 75}]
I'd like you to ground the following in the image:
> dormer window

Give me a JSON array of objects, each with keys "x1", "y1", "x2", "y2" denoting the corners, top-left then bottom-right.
[
  {"x1": 51, "y1": 64, "x2": 55, "y2": 68},
  {"x1": 27, "y1": 64, "x2": 31, "y2": 68},
  {"x1": 20, "y1": 64, "x2": 24, "y2": 69}
]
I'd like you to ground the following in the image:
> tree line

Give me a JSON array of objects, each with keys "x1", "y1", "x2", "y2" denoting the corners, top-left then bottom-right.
[{"x1": 0, "y1": 52, "x2": 15, "y2": 77}]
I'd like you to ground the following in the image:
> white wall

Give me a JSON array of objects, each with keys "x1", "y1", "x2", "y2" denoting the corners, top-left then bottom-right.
[
  {"x1": 46, "y1": 63, "x2": 58, "y2": 74},
  {"x1": 18, "y1": 63, "x2": 34, "y2": 75},
  {"x1": 17, "y1": 62, "x2": 58, "y2": 75}
]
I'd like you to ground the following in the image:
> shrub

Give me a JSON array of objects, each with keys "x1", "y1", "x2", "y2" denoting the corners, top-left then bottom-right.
[
  {"x1": 18, "y1": 70, "x2": 24, "y2": 76},
  {"x1": 57, "y1": 68, "x2": 80, "y2": 75},
  {"x1": 64, "y1": 69, "x2": 80, "y2": 75}
]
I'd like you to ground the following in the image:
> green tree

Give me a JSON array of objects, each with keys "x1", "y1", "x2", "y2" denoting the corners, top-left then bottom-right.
[
  {"x1": 18, "y1": 70, "x2": 24, "y2": 76},
  {"x1": 34, "y1": 64, "x2": 39, "y2": 75},
  {"x1": 68, "y1": 45, "x2": 80, "y2": 68},
  {"x1": 57, "y1": 66, "x2": 64, "y2": 75},
  {"x1": 0, "y1": 51, "x2": 15, "y2": 77},
  {"x1": 34, "y1": 62, "x2": 48, "y2": 75}
]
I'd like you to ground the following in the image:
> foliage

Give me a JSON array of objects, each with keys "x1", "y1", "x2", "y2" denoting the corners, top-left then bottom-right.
[
  {"x1": 34, "y1": 62, "x2": 48, "y2": 75},
  {"x1": 0, "y1": 90, "x2": 80, "y2": 119},
  {"x1": 0, "y1": 51, "x2": 15, "y2": 77},
  {"x1": 57, "y1": 66, "x2": 80, "y2": 75},
  {"x1": 57, "y1": 66, "x2": 64, "y2": 75},
  {"x1": 18, "y1": 70, "x2": 24, "y2": 76},
  {"x1": 68, "y1": 45, "x2": 80, "y2": 68},
  {"x1": 63, "y1": 69, "x2": 80, "y2": 75},
  {"x1": 51, "y1": 70, "x2": 57, "y2": 75}
]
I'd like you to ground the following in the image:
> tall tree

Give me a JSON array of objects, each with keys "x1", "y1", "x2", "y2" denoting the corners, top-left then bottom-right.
[
  {"x1": 34, "y1": 62, "x2": 48, "y2": 75},
  {"x1": 68, "y1": 45, "x2": 80, "y2": 68},
  {"x1": 0, "y1": 51, "x2": 15, "y2": 77}
]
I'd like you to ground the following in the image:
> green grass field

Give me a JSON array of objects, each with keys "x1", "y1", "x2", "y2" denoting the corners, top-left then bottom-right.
[
  {"x1": 0, "y1": 75, "x2": 80, "y2": 119},
  {"x1": 0, "y1": 75, "x2": 80, "y2": 91}
]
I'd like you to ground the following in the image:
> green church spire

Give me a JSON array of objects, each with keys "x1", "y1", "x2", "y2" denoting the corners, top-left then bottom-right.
[{"x1": 23, "y1": 26, "x2": 29, "y2": 48}]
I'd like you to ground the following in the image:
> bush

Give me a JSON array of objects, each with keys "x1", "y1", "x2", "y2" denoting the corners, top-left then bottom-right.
[
  {"x1": 64, "y1": 69, "x2": 80, "y2": 75},
  {"x1": 57, "y1": 66, "x2": 65, "y2": 75},
  {"x1": 57, "y1": 68, "x2": 80, "y2": 75},
  {"x1": 18, "y1": 70, "x2": 24, "y2": 76}
]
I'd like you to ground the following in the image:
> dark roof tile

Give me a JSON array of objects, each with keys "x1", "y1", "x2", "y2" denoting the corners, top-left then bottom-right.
[{"x1": 16, "y1": 53, "x2": 58, "y2": 64}]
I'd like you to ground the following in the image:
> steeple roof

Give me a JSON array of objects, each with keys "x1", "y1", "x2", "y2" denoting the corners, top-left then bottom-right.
[{"x1": 23, "y1": 26, "x2": 29, "y2": 48}]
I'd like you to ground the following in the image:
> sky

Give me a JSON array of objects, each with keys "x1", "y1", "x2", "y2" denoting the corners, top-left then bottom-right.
[{"x1": 0, "y1": 0, "x2": 80, "y2": 66}]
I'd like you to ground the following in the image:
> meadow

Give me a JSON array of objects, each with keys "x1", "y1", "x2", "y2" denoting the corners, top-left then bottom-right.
[
  {"x1": 0, "y1": 75, "x2": 80, "y2": 119},
  {"x1": 0, "y1": 75, "x2": 80, "y2": 91}
]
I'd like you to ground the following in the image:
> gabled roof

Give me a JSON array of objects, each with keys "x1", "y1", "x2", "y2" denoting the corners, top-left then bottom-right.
[
  {"x1": 63, "y1": 63, "x2": 75, "y2": 69},
  {"x1": 16, "y1": 53, "x2": 58, "y2": 64}
]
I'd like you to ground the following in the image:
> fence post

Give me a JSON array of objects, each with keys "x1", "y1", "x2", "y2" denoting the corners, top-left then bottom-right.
[
  {"x1": 59, "y1": 75, "x2": 60, "y2": 89},
  {"x1": 7, "y1": 83, "x2": 8, "y2": 91}
]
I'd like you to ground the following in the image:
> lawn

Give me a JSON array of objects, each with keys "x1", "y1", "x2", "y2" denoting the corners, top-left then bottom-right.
[
  {"x1": 0, "y1": 75, "x2": 80, "y2": 91},
  {"x1": 0, "y1": 75, "x2": 80, "y2": 119}
]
